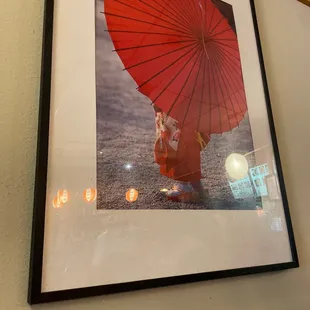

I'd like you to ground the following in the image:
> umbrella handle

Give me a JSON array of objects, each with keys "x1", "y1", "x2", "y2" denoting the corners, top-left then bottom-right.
[{"x1": 152, "y1": 103, "x2": 162, "y2": 113}]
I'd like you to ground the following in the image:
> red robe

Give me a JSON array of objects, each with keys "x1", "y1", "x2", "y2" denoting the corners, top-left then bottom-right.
[{"x1": 154, "y1": 112, "x2": 210, "y2": 182}]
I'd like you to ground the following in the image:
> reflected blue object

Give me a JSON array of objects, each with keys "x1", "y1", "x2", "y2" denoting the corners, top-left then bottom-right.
[
  {"x1": 229, "y1": 163, "x2": 271, "y2": 199},
  {"x1": 249, "y1": 164, "x2": 269, "y2": 197},
  {"x1": 229, "y1": 175, "x2": 254, "y2": 199}
]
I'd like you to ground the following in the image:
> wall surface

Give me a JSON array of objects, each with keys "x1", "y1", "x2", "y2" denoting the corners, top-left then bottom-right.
[{"x1": 0, "y1": 0, "x2": 310, "y2": 309}]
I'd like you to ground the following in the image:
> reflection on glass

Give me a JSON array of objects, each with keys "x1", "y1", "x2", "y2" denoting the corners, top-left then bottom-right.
[
  {"x1": 126, "y1": 188, "x2": 138, "y2": 203},
  {"x1": 124, "y1": 163, "x2": 133, "y2": 170},
  {"x1": 271, "y1": 217, "x2": 283, "y2": 232},
  {"x1": 57, "y1": 189, "x2": 70, "y2": 204},
  {"x1": 228, "y1": 162, "x2": 278, "y2": 200},
  {"x1": 265, "y1": 175, "x2": 281, "y2": 200},
  {"x1": 250, "y1": 164, "x2": 269, "y2": 197},
  {"x1": 52, "y1": 196, "x2": 63, "y2": 209},
  {"x1": 229, "y1": 175, "x2": 254, "y2": 199},
  {"x1": 256, "y1": 206, "x2": 265, "y2": 217},
  {"x1": 83, "y1": 188, "x2": 97, "y2": 203},
  {"x1": 225, "y1": 153, "x2": 249, "y2": 180}
]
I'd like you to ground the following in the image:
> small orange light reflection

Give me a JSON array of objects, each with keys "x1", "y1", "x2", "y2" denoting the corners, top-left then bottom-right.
[
  {"x1": 126, "y1": 188, "x2": 138, "y2": 203},
  {"x1": 52, "y1": 196, "x2": 63, "y2": 209},
  {"x1": 160, "y1": 188, "x2": 169, "y2": 193},
  {"x1": 57, "y1": 189, "x2": 70, "y2": 204},
  {"x1": 256, "y1": 207, "x2": 265, "y2": 217},
  {"x1": 83, "y1": 188, "x2": 97, "y2": 203}
]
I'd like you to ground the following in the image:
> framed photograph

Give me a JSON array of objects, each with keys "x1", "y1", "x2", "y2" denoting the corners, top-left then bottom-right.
[
  {"x1": 298, "y1": 0, "x2": 310, "y2": 7},
  {"x1": 28, "y1": 0, "x2": 299, "y2": 304}
]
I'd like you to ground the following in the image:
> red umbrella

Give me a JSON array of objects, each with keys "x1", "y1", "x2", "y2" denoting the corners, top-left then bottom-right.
[{"x1": 104, "y1": 0, "x2": 247, "y2": 135}]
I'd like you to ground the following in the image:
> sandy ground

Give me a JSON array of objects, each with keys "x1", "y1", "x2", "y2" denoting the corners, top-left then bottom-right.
[{"x1": 95, "y1": 0, "x2": 258, "y2": 210}]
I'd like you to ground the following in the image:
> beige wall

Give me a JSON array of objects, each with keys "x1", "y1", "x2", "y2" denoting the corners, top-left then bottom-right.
[{"x1": 0, "y1": 0, "x2": 310, "y2": 309}]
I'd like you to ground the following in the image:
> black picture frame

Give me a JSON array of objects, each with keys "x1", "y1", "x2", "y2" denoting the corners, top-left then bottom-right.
[{"x1": 28, "y1": 0, "x2": 299, "y2": 304}]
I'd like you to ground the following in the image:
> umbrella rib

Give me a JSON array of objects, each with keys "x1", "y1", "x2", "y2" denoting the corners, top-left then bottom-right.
[
  {"x1": 216, "y1": 46, "x2": 241, "y2": 68},
  {"x1": 208, "y1": 52, "x2": 213, "y2": 134},
  {"x1": 214, "y1": 49, "x2": 243, "y2": 89},
  {"x1": 158, "y1": 0, "x2": 195, "y2": 32},
  {"x1": 207, "y1": 5, "x2": 216, "y2": 33},
  {"x1": 106, "y1": 29, "x2": 193, "y2": 39},
  {"x1": 215, "y1": 70, "x2": 246, "y2": 117},
  {"x1": 197, "y1": 52, "x2": 207, "y2": 132},
  {"x1": 152, "y1": 45, "x2": 201, "y2": 104},
  {"x1": 137, "y1": 44, "x2": 201, "y2": 90},
  {"x1": 216, "y1": 57, "x2": 242, "y2": 95},
  {"x1": 172, "y1": 53, "x2": 245, "y2": 127},
  {"x1": 166, "y1": 83, "x2": 220, "y2": 116},
  {"x1": 213, "y1": 38, "x2": 238, "y2": 42},
  {"x1": 213, "y1": 40, "x2": 239, "y2": 52},
  {"x1": 181, "y1": 47, "x2": 246, "y2": 129},
  {"x1": 167, "y1": 48, "x2": 203, "y2": 116},
  {"x1": 215, "y1": 57, "x2": 231, "y2": 131},
  {"x1": 180, "y1": 51, "x2": 204, "y2": 129},
  {"x1": 216, "y1": 48, "x2": 243, "y2": 85},
  {"x1": 162, "y1": 1, "x2": 196, "y2": 32},
  {"x1": 104, "y1": 12, "x2": 192, "y2": 36},
  {"x1": 124, "y1": 41, "x2": 198, "y2": 71},
  {"x1": 195, "y1": 0, "x2": 207, "y2": 48},
  {"x1": 188, "y1": 0, "x2": 202, "y2": 28},
  {"x1": 209, "y1": 16, "x2": 225, "y2": 36},
  {"x1": 222, "y1": 78, "x2": 245, "y2": 115},
  {"x1": 113, "y1": 0, "x2": 193, "y2": 36},
  {"x1": 203, "y1": 0, "x2": 210, "y2": 37},
  {"x1": 209, "y1": 48, "x2": 222, "y2": 133},
  {"x1": 173, "y1": 0, "x2": 198, "y2": 32},
  {"x1": 138, "y1": 0, "x2": 194, "y2": 36},
  {"x1": 157, "y1": 0, "x2": 191, "y2": 29},
  {"x1": 235, "y1": 89, "x2": 247, "y2": 115},
  {"x1": 113, "y1": 39, "x2": 195, "y2": 52},
  {"x1": 211, "y1": 50, "x2": 239, "y2": 129},
  {"x1": 212, "y1": 50, "x2": 246, "y2": 114},
  {"x1": 216, "y1": 50, "x2": 243, "y2": 83},
  {"x1": 209, "y1": 28, "x2": 231, "y2": 39},
  {"x1": 215, "y1": 50, "x2": 241, "y2": 83}
]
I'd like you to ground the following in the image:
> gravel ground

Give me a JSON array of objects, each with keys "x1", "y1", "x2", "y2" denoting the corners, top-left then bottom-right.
[{"x1": 95, "y1": 0, "x2": 258, "y2": 210}]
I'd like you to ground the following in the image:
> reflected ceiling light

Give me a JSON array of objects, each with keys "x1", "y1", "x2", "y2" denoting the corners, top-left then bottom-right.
[
  {"x1": 57, "y1": 189, "x2": 70, "y2": 204},
  {"x1": 225, "y1": 153, "x2": 249, "y2": 180},
  {"x1": 84, "y1": 188, "x2": 97, "y2": 203},
  {"x1": 124, "y1": 163, "x2": 133, "y2": 170},
  {"x1": 52, "y1": 196, "x2": 63, "y2": 209},
  {"x1": 256, "y1": 207, "x2": 265, "y2": 217},
  {"x1": 126, "y1": 188, "x2": 138, "y2": 203}
]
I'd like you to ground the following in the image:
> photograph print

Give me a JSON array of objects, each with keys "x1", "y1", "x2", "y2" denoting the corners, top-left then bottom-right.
[
  {"x1": 27, "y1": 0, "x2": 299, "y2": 304},
  {"x1": 96, "y1": 0, "x2": 260, "y2": 210}
]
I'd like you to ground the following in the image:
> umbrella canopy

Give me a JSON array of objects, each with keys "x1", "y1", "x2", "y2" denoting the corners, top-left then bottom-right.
[{"x1": 104, "y1": 0, "x2": 247, "y2": 135}]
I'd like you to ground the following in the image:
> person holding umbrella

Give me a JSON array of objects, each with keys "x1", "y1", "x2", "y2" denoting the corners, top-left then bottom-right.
[
  {"x1": 104, "y1": 0, "x2": 248, "y2": 203},
  {"x1": 153, "y1": 102, "x2": 210, "y2": 202}
]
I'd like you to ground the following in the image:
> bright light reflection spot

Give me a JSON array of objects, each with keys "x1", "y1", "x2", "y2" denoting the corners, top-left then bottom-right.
[
  {"x1": 256, "y1": 207, "x2": 265, "y2": 217},
  {"x1": 125, "y1": 163, "x2": 133, "y2": 170},
  {"x1": 160, "y1": 188, "x2": 169, "y2": 193},
  {"x1": 126, "y1": 188, "x2": 138, "y2": 202}
]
